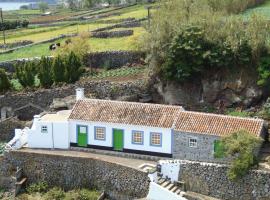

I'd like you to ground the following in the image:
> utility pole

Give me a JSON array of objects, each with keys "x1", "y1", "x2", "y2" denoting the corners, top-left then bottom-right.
[{"x1": 0, "y1": 8, "x2": 6, "y2": 50}]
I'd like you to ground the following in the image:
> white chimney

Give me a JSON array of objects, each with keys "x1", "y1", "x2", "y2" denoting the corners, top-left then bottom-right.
[
  {"x1": 76, "y1": 88, "x2": 85, "y2": 100},
  {"x1": 31, "y1": 115, "x2": 41, "y2": 130}
]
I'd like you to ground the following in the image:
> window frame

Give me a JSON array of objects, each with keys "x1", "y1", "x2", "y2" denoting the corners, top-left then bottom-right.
[
  {"x1": 94, "y1": 126, "x2": 106, "y2": 141},
  {"x1": 41, "y1": 125, "x2": 48, "y2": 133},
  {"x1": 150, "y1": 132, "x2": 162, "y2": 147},
  {"x1": 188, "y1": 137, "x2": 198, "y2": 148},
  {"x1": 132, "y1": 130, "x2": 144, "y2": 145}
]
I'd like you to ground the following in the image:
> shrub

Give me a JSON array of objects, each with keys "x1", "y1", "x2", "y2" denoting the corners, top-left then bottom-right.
[
  {"x1": 64, "y1": 51, "x2": 84, "y2": 83},
  {"x1": 0, "y1": 69, "x2": 11, "y2": 93},
  {"x1": 15, "y1": 61, "x2": 37, "y2": 88},
  {"x1": 38, "y1": 56, "x2": 53, "y2": 88},
  {"x1": 217, "y1": 129, "x2": 262, "y2": 181},
  {"x1": 44, "y1": 187, "x2": 65, "y2": 200},
  {"x1": 26, "y1": 182, "x2": 48, "y2": 194},
  {"x1": 78, "y1": 189, "x2": 100, "y2": 200},
  {"x1": 52, "y1": 56, "x2": 66, "y2": 83},
  {"x1": 257, "y1": 55, "x2": 270, "y2": 86}
]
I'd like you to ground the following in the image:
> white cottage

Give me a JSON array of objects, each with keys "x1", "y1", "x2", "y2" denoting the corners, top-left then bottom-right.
[{"x1": 9, "y1": 88, "x2": 266, "y2": 161}]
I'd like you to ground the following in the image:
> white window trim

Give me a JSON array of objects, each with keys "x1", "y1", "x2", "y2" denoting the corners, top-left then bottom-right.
[{"x1": 188, "y1": 137, "x2": 198, "y2": 148}]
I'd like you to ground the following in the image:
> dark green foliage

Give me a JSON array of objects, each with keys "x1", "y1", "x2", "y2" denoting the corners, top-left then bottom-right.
[
  {"x1": 217, "y1": 129, "x2": 262, "y2": 181},
  {"x1": 0, "y1": 69, "x2": 10, "y2": 93},
  {"x1": 64, "y1": 51, "x2": 84, "y2": 83},
  {"x1": 26, "y1": 182, "x2": 48, "y2": 194},
  {"x1": 0, "y1": 20, "x2": 29, "y2": 31},
  {"x1": 15, "y1": 61, "x2": 36, "y2": 88},
  {"x1": 257, "y1": 56, "x2": 270, "y2": 86},
  {"x1": 214, "y1": 140, "x2": 225, "y2": 158},
  {"x1": 38, "y1": 56, "x2": 53, "y2": 88},
  {"x1": 52, "y1": 56, "x2": 66, "y2": 83},
  {"x1": 163, "y1": 26, "x2": 245, "y2": 82}
]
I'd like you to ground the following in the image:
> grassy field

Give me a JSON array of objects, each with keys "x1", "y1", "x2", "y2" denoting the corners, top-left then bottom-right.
[
  {"x1": 0, "y1": 27, "x2": 145, "y2": 61},
  {"x1": 242, "y1": 0, "x2": 270, "y2": 18}
]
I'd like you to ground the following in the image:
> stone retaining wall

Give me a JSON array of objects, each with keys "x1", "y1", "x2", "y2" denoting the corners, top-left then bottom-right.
[
  {"x1": 0, "y1": 80, "x2": 148, "y2": 118},
  {"x1": 178, "y1": 160, "x2": 270, "y2": 200},
  {"x1": 1, "y1": 151, "x2": 150, "y2": 199},
  {"x1": 91, "y1": 30, "x2": 134, "y2": 38},
  {"x1": 0, "y1": 117, "x2": 26, "y2": 142}
]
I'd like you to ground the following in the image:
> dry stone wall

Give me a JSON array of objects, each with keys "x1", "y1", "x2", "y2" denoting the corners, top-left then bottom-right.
[
  {"x1": 2, "y1": 151, "x2": 150, "y2": 199},
  {"x1": 178, "y1": 160, "x2": 270, "y2": 200}
]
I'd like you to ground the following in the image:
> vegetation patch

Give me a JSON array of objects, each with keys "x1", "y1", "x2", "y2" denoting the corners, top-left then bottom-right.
[{"x1": 215, "y1": 130, "x2": 262, "y2": 181}]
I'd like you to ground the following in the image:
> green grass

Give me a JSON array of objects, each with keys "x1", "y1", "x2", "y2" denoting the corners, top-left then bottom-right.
[
  {"x1": 242, "y1": 0, "x2": 270, "y2": 19},
  {"x1": 0, "y1": 142, "x2": 6, "y2": 155}
]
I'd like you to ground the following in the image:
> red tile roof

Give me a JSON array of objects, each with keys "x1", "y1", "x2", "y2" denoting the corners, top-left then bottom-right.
[
  {"x1": 69, "y1": 99, "x2": 264, "y2": 137},
  {"x1": 174, "y1": 111, "x2": 264, "y2": 137},
  {"x1": 68, "y1": 99, "x2": 183, "y2": 128}
]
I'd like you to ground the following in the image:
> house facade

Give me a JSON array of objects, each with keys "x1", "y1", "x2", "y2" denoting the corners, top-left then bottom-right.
[{"x1": 12, "y1": 88, "x2": 266, "y2": 162}]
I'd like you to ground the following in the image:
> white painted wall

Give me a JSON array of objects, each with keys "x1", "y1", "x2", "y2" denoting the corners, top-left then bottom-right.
[
  {"x1": 28, "y1": 120, "x2": 69, "y2": 149},
  {"x1": 158, "y1": 160, "x2": 181, "y2": 182},
  {"x1": 147, "y1": 182, "x2": 187, "y2": 200},
  {"x1": 69, "y1": 120, "x2": 172, "y2": 154}
]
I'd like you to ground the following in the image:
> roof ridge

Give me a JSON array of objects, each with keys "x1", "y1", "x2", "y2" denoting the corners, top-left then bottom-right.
[
  {"x1": 79, "y1": 98, "x2": 183, "y2": 109},
  {"x1": 179, "y1": 110, "x2": 264, "y2": 122}
]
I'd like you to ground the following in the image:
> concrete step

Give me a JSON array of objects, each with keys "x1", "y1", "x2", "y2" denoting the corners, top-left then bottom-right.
[
  {"x1": 171, "y1": 186, "x2": 179, "y2": 193},
  {"x1": 166, "y1": 183, "x2": 175, "y2": 190},
  {"x1": 161, "y1": 181, "x2": 170, "y2": 188},
  {"x1": 175, "y1": 189, "x2": 181, "y2": 195},
  {"x1": 158, "y1": 178, "x2": 166, "y2": 185}
]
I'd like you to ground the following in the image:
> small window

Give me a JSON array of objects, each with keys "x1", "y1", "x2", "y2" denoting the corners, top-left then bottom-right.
[
  {"x1": 95, "y1": 127, "x2": 105, "y2": 140},
  {"x1": 150, "y1": 132, "x2": 162, "y2": 146},
  {"x1": 132, "y1": 131, "x2": 143, "y2": 144},
  {"x1": 79, "y1": 126, "x2": 87, "y2": 134},
  {"x1": 41, "y1": 126, "x2": 48, "y2": 133},
  {"x1": 189, "y1": 138, "x2": 197, "y2": 148}
]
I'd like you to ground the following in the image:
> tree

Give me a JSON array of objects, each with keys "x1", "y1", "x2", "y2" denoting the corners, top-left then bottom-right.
[
  {"x1": 215, "y1": 129, "x2": 262, "y2": 181},
  {"x1": 52, "y1": 56, "x2": 66, "y2": 83},
  {"x1": 0, "y1": 69, "x2": 10, "y2": 93},
  {"x1": 39, "y1": 2, "x2": 49, "y2": 13},
  {"x1": 64, "y1": 52, "x2": 84, "y2": 83},
  {"x1": 15, "y1": 61, "x2": 36, "y2": 88},
  {"x1": 38, "y1": 56, "x2": 53, "y2": 88}
]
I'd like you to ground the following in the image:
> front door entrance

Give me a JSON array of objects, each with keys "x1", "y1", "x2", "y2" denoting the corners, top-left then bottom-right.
[
  {"x1": 113, "y1": 129, "x2": 124, "y2": 151},
  {"x1": 77, "y1": 125, "x2": 88, "y2": 147}
]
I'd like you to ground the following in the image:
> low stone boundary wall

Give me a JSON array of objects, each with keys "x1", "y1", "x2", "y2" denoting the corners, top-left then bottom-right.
[
  {"x1": 0, "y1": 50, "x2": 145, "y2": 72},
  {"x1": 2, "y1": 151, "x2": 150, "y2": 199},
  {"x1": 177, "y1": 160, "x2": 270, "y2": 200},
  {"x1": 91, "y1": 30, "x2": 134, "y2": 38},
  {"x1": 85, "y1": 50, "x2": 145, "y2": 68}
]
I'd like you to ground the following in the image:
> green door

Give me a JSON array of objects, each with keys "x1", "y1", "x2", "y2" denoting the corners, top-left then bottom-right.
[
  {"x1": 77, "y1": 125, "x2": 88, "y2": 147},
  {"x1": 113, "y1": 129, "x2": 124, "y2": 151}
]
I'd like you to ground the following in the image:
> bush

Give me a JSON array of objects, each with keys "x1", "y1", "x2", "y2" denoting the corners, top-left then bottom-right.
[
  {"x1": 15, "y1": 61, "x2": 37, "y2": 88},
  {"x1": 0, "y1": 20, "x2": 29, "y2": 31},
  {"x1": 257, "y1": 55, "x2": 270, "y2": 86},
  {"x1": 64, "y1": 189, "x2": 100, "y2": 200},
  {"x1": 44, "y1": 187, "x2": 65, "y2": 200},
  {"x1": 26, "y1": 182, "x2": 48, "y2": 194},
  {"x1": 52, "y1": 56, "x2": 66, "y2": 83},
  {"x1": 216, "y1": 129, "x2": 262, "y2": 181},
  {"x1": 38, "y1": 56, "x2": 53, "y2": 88},
  {"x1": 0, "y1": 69, "x2": 10, "y2": 93},
  {"x1": 64, "y1": 51, "x2": 84, "y2": 83}
]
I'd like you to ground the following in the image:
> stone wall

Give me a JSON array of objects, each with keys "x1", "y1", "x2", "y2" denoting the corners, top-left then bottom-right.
[
  {"x1": 1, "y1": 151, "x2": 150, "y2": 199},
  {"x1": 178, "y1": 160, "x2": 270, "y2": 200},
  {"x1": 0, "y1": 80, "x2": 148, "y2": 120},
  {"x1": 173, "y1": 131, "x2": 222, "y2": 163},
  {"x1": 0, "y1": 51, "x2": 145, "y2": 72},
  {"x1": 85, "y1": 51, "x2": 145, "y2": 68},
  {"x1": 0, "y1": 117, "x2": 26, "y2": 142},
  {"x1": 91, "y1": 30, "x2": 134, "y2": 38}
]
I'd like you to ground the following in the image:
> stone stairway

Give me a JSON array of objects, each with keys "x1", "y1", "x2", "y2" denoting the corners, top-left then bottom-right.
[{"x1": 156, "y1": 175, "x2": 186, "y2": 197}]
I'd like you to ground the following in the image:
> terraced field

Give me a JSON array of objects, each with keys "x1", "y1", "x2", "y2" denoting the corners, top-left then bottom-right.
[
  {"x1": 0, "y1": 4, "x2": 149, "y2": 61},
  {"x1": 242, "y1": 0, "x2": 270, "y2": 18}
]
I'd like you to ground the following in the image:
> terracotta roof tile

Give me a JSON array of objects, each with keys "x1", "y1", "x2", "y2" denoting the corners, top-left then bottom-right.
[
  {"x1": 174, "y1": 111, "x2": 264, "y2": 137},
  {"x1": 68, "y1": 99, "x2": 183, "y2": 128}
]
